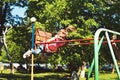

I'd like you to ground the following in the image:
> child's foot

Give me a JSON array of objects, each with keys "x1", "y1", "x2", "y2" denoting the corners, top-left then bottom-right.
[{"x1": 23, "y1": 50, "x2": 32, "y2": 58}]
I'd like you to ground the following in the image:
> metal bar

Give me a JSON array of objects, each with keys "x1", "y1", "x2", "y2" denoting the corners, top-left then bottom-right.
[
  {"x1": 31, "y1": 23, "x2": 34, "y2": 80},
  {"x1": 105, "y1": 32, "x2": 120, "y2": 79},
  {"x1": 35, "y1": 39, "x2": 120, "y2": 45},
  {"x1": 94, "y1": 28, "x2": 120, "y2": 80},
  {"x1": 87, "y1": 36, "x2": 104, "y2": 80}
]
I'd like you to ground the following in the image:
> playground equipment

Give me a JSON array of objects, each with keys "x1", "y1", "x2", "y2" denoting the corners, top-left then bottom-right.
[
  {"x1": 31, "y1": 27, "x2": 120, "y2": 80},
  {"x1": 71, "y1": 28, "x2": 120, "y2": 80},
  {"x1": 31, "y1": 17, "x2": 36, "y2": 80},
  {"x1": 88, "y1": 28, "x2": 120, "y2": 80},
  {"x1": 35, "y1": 28, "x2": 52, "y2": 60}
]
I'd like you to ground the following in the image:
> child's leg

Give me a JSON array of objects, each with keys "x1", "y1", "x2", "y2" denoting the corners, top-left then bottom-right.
[
  {"x1": 32, "y1": 44, "x2": 44, "y2": 54},
  {"x1": 23, "y1": 44, "x2": 44, "y2": 58}
]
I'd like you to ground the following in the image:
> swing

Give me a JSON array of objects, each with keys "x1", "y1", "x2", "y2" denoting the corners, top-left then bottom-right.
[
  {"x1": 35, "y1": 28, "x2": 52, "y2": 60},
  {"x1": 35, "y1": 28, "x2": 52, "y2": 44}
]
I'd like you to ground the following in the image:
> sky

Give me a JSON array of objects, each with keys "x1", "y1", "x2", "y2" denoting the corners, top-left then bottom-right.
[
  {"x1": 4, "y1": 1, "x2": 28, "y2": 27},
  {"x1": 10, "y1": 5, "x2": 28, "y2": 18}
]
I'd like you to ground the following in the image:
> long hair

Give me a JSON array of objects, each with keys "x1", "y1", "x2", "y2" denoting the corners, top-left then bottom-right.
[{"x1": 57, "y1": 25, "x2": 76, "y2": 39}]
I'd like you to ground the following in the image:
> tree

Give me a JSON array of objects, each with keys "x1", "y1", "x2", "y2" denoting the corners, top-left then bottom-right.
[
  {"x1": 27, "y1": 0, "x2": 120, "y2": 71},
  {"x1": 0, "y1": 0, "x2": 120, "y2": 72}
]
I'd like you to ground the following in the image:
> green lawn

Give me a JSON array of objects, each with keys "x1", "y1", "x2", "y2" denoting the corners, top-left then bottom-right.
[{"x1": 0, "y1": 69, "x2": 119, "y2": 80}]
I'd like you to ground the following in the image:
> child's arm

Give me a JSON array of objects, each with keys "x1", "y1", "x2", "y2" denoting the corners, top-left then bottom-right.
[
  {"x1": 45, "y1": 35, "x2": 65, "y2": 42},
  {"x1": 45, "y1": 37, "x2": 56, "y2": 42}
]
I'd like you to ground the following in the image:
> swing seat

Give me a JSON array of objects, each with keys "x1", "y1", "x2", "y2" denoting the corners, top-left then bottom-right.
[
  {"x1": 35, "y1": 28, "x2": 52, "y2": 44},
  {"x1": 35, "y1": 28, "x2": 52, "y2": 60}
]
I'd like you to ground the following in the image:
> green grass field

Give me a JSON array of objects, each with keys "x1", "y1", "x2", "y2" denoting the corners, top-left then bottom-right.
[{"x1": 0, "y1": 69, "x2": 119, "y2": 80}]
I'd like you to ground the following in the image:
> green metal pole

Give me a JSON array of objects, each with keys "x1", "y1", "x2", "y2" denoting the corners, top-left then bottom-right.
[
  {"x1": 105, "y1": 32, "x2": 120, "y2": 80},
  {"x1": 87, "y1": 36, "x2": 104, "y2": 80},
  {"x1": 92, "y1": 28, "x2": 120, "y2": 80},
  {"x1": 94, "y1": 29, "x2": 104, "y2": 80}
]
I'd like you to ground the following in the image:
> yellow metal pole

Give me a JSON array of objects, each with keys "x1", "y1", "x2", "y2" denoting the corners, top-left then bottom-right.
[{"x1": 31, "y1": 54, "x2": 34, "y2": 80}]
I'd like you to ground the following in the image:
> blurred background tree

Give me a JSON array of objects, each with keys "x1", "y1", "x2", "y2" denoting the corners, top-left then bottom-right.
[{"x1": 0, "y1": 0, "x2": 120, "y2": 71}]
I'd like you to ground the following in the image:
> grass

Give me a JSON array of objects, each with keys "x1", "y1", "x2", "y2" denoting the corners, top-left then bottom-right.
[
  {"x1": 99, "y1": 73, "x2": 118, "y2": 80},
  {"x1": 78, "y1": 73, "x2": 118, "y2": 80},
  {"x1": 0, "y1": 69, "x2": 71, "y2": 80},
  {"x1": 0, "y1": 69, "x2": 119, "y2": 80}
]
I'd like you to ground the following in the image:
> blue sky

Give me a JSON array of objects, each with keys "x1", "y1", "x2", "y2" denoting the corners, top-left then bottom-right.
[
  {"x1": 10, "y1": 5, "x2": 28, "y2": 18},
  {"x1": 4, "y1": 2, "x2": 28, "y2": 27}
]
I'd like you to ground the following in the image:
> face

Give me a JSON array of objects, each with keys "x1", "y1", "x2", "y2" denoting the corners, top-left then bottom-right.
[
  {"x1": 58, "y1": 29, "x2": 67, "y2": 38},
  {"x1": 112, "y1": 35, "x2": 117, "y2": 40}
]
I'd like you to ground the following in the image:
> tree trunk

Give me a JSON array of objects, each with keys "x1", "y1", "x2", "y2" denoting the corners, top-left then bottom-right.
[{"x1": 2, "y1": 27, "x2": 13, "y2": 74}]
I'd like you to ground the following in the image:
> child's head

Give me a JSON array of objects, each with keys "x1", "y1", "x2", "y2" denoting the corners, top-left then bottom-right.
[
  {"x1": 57, "y1": 29, "x2": 68, "y2": 39},
  {"x1": 112, "y1": 34, "x2": 117, "y2": 40},
  {"x1": 57, "y1": 25, "x2": 76, "y2": 39}
]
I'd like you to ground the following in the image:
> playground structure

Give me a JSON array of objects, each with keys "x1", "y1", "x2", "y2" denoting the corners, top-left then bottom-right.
[
  {"x1": 31, "y1": 24, "x2": 120, "y2": 80},
  {"x1": 88, "y1": 28, "x2": 120, "y2": 80}
]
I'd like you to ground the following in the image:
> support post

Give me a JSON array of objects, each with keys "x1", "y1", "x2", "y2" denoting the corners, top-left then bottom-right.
[
  {"x1": 87, "y1": 36, "x2": 104, "y2": 80},
  {"x1": 93, "y1": 28, "x2": 120, "y2": 80},
  {"x1": 30, "y1": 17, "x2": 36, "y2": 80}
]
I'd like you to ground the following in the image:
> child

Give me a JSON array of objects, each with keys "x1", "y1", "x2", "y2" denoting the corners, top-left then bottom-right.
[
  {"x1": 111, "y1": 34, "x2": 120, "y2": 60},
  {"x1": 23, "y1": 25, "x2": 76, "y2": 58}
]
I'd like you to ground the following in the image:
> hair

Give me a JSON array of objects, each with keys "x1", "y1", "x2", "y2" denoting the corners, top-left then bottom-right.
[
  {"x1": 57, "y1": 29, "x2": 68, "y2": 35},
  {"x1": 65, "y1": 25, "x2": 76, "y2": 32},
  {"x1": 57, "y1": 25, "x2": 76, "y2": 39}
]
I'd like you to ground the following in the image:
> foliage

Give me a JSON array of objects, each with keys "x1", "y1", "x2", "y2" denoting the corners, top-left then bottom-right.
[{"x1": 0, "y1": 0, "x2": 120, "y2": 72}]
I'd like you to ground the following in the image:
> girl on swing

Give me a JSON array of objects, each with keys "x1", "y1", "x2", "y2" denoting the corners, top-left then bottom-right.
[{"x1": 23, "y1": 25, "x2": 76, "y2": 58}]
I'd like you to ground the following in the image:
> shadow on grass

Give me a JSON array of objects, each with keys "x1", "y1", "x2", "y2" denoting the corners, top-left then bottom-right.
[
  {"x1": 34, "y1": 75, "x2": 71, "y2": 80},
  {"x1": 0, "y1": 73, "x2": 71, "y2": 80}
]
